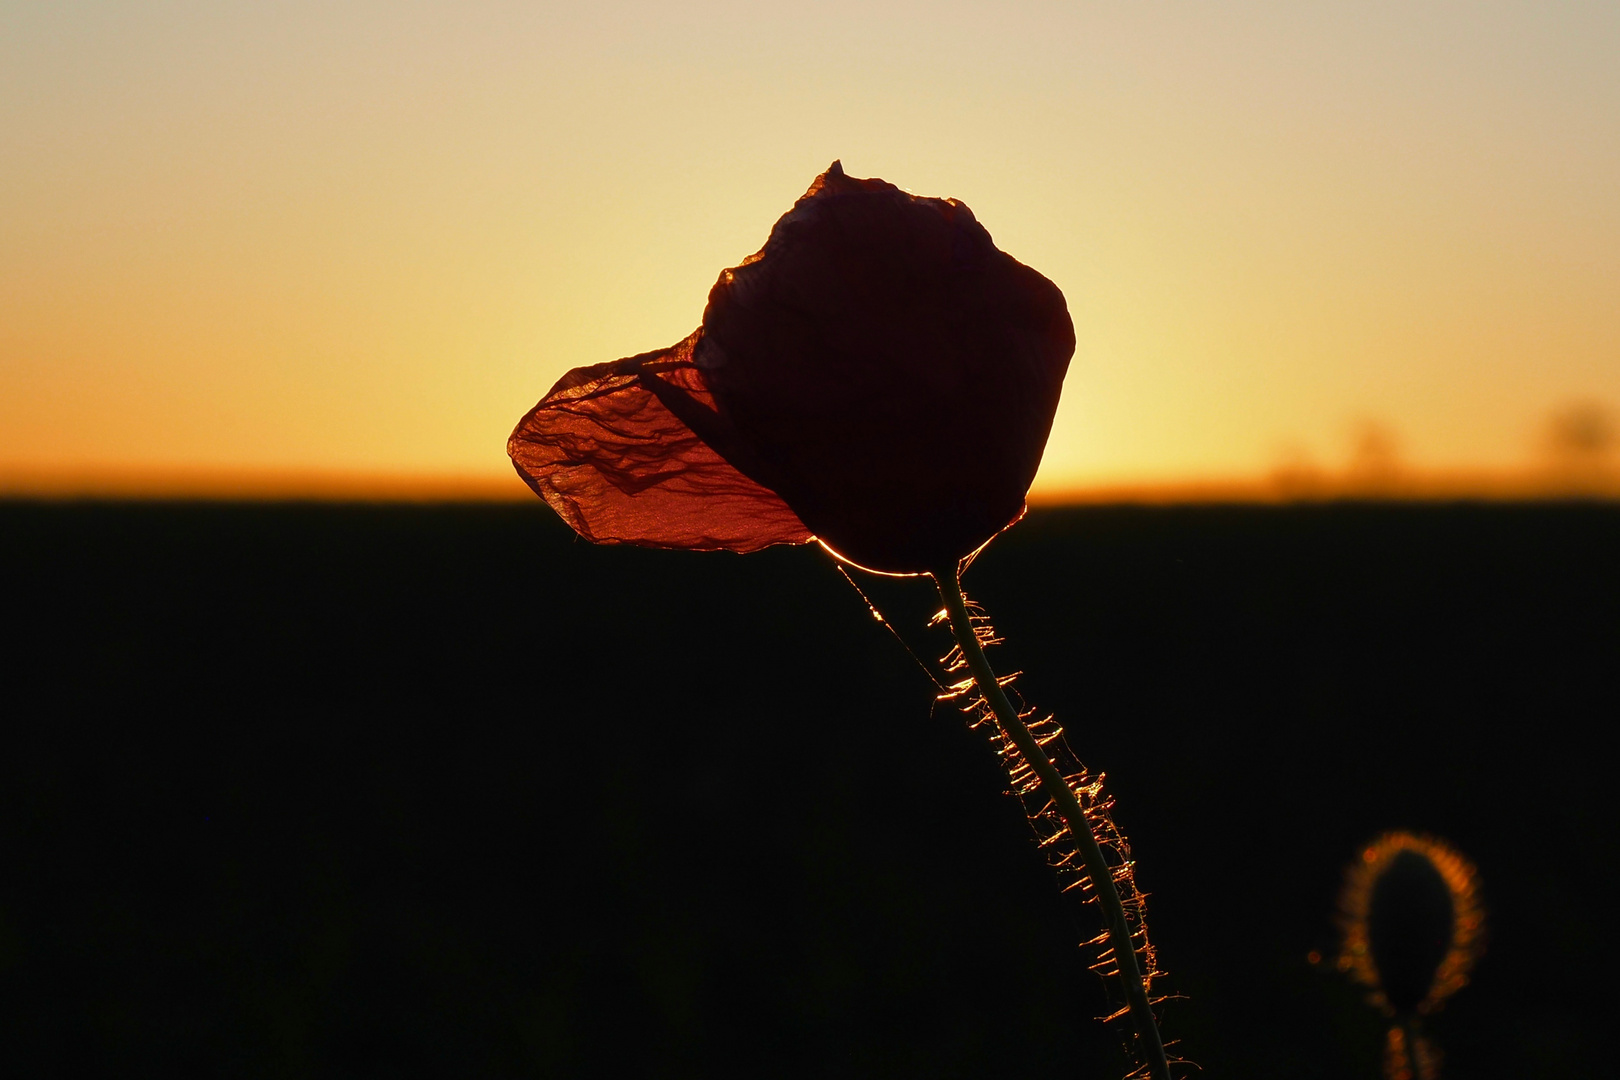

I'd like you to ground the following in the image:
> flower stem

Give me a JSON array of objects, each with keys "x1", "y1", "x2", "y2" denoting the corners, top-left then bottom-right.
[
  {"x1": 1398, "y1": 1019, "x2": 1424, "y2": 1080},
  {"x1": 933, "y1": 569, "x2": 1170, "y2": 1080}
]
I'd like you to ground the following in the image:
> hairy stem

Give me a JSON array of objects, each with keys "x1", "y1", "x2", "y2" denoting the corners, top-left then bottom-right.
[{"x1": 934, "y1": 568, "x2": 1170, "y2": 1080}]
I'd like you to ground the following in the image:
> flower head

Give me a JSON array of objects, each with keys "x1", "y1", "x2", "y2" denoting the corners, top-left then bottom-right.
[{"x1": 509, "y1": 162, "x2": 1074, "y2": 574}]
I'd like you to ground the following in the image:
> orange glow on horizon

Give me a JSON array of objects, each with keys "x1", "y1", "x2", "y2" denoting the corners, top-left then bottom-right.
[
  {"x1": 4, "y1": 462, "x2": 1617, "y2": 506},
  {"x1": 0, "y1": 464, "x2": 533, "y2": 503}
]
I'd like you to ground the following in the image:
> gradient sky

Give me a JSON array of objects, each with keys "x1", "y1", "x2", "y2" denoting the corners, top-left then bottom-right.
[{"x1": 3, "y1": 0, "x2": 1617, "y2": 492}]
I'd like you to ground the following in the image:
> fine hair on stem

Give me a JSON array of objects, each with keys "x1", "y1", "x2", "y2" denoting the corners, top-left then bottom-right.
[{"x1": 932, "y1": 567, "x2": 1175, "y2": 1080}]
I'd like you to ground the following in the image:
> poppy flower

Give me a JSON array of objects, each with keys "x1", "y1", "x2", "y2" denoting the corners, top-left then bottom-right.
[
  {"x1": 508, "y1": 161, "x2": 1074, "y2": 574},
  {"x1": 507, "y1": 164, "x2": 1171, "y2": 1075}
]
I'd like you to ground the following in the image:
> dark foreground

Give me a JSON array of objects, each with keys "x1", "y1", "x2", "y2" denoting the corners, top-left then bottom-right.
[{"x1": 3, "y1": 501, "x2": 1616, "y2": 1078}]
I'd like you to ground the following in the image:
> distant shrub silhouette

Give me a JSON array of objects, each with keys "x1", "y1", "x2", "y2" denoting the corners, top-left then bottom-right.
[{"x1": 1543, "y1": 400, "x2": 1617, "y2": 494}]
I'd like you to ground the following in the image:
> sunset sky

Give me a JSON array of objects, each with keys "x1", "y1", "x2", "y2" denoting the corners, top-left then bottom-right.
[{"x1": 3, "y1": 1, "x2": 1617, "y2": 496}]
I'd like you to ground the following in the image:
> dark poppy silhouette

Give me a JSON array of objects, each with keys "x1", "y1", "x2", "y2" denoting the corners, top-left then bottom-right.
[{"x1": 508, "y1": 160, "x2": 1073, "y2": 575}]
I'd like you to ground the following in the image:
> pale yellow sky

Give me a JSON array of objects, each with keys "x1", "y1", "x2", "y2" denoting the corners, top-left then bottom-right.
[{"x1": 3, "y1": 0, "x2": 1617, "y2": 495}]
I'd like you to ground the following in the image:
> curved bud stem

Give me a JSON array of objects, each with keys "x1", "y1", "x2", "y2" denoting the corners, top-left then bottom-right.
[{"x1": 933, "y1": 568, "x2": 1171, "y2": 1080}]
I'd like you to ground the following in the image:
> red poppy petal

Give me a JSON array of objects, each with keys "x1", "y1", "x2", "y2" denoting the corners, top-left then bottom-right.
[{"x1": 507, "y1": 330, "x2": 813, "y2": 553}]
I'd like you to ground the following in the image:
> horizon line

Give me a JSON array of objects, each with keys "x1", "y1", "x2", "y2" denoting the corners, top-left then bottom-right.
[{"x1": 4, "y1": 462, "x2": 1618, "y2": 506}]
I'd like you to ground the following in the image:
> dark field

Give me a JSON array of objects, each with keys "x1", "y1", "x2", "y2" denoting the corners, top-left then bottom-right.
[{"x1": 3, "y1": 501, "x2": 1616, "y2": 1078}]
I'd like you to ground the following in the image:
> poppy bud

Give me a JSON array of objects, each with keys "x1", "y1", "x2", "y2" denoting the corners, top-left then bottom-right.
[
  {"x1": 1336, "y1": 832, "x2": 1485, "y2": 1080},
  {"x1": 1365, "y1": 849, "x2": 1457, "y2": 1016},
  {"x1": 1336, "y1": 832, "x2": 1483, "y2": 1020},
  {"x1": 509, "y1": 162, "x2": 1075, "y2": 574}
]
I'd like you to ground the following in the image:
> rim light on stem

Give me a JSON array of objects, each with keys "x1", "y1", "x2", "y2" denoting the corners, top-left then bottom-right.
[{"x1": 934, "y1": 568, "x2": 1171, "y2": 1080}]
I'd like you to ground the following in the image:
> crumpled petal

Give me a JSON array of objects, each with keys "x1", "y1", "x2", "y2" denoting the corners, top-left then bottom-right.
[{"x1": 507, "y1": 330, "x2": 812, "y2": 553}]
